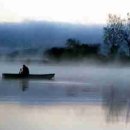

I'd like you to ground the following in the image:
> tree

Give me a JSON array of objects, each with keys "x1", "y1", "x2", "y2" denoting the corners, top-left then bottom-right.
[
  {"x1": 66, "y1": 38, "x2": 80, "y2": 49},
  {"x1": 103, "y1": 14, "x2": 129, "y2": 57},
  {"x1": 125, "y1": 13, "x2": 130, "y2": 51}
]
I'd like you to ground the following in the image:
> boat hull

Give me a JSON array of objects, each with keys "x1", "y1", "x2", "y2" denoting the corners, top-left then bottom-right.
[{"x1": 2, "y1": 73, "x2": 55, "y2": 80}]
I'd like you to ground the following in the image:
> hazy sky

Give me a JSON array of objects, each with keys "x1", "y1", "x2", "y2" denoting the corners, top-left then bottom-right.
[{"x1": 0, "y1": 0, "x2": 130, "y2": 24}]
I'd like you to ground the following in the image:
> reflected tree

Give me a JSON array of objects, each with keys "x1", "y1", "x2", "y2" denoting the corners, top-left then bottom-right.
[{"x1": 102, "y1": 85, "x2": 130, "y2": 122}]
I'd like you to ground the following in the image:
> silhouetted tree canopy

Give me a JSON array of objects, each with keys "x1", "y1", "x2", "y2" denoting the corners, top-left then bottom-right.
[
  {"x1": 44, "y1": 38, "x2": 100, "y2": 61},
  {"x1": 103, "y1": 13, "x2": 130, "y2": 58},
  {"x1": 45, "y1": 13, "x2": 130, "y2": 63},
  {"x1": 66, "y1": 38, "x2": 80, "y2": 49}
]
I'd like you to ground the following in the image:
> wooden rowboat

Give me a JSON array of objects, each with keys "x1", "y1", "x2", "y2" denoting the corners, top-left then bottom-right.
[{"x1": 2, "y1": 73, "x2": 55, "y2": 80}]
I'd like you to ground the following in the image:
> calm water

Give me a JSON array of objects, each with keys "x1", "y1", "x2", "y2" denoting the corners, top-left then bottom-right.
[{"x1": 0, "y1": 61, "x2": 130, "y2": 130}]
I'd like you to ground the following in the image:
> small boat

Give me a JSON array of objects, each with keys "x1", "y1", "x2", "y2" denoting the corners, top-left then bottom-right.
[{"x1": 2, "y1": 73, "x2": 55, "y2": 80}]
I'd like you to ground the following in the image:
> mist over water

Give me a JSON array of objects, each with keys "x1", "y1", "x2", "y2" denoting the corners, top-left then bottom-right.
[{"x1": 0, "y1": 61, "x2": 130, "y2": 130}]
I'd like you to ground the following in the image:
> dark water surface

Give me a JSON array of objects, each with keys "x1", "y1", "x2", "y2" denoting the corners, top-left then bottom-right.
[{"x1": 0, "y1": 62, "x2": 130, "y2": 130}]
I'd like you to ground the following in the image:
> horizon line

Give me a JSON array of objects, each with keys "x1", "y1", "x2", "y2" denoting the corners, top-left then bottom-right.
[{"x1": 0, "y1": 20, "x2": 106, "y2": 26}]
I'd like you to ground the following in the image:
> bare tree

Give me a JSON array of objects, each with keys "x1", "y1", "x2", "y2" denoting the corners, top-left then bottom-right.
[{"x1": 103, "y1": 14, "x2": 129, "y2": 57}]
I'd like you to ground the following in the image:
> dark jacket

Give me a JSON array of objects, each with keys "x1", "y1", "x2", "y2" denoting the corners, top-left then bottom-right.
[{"x1": 20, "y1": 65, "x2": 29, "y2": 76}]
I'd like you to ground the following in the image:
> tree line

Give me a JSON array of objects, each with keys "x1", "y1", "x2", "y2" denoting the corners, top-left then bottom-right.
[
  {"x1": 45, "y1": 13, "x2": 130, "y2": 63},
  {"x1": 44, "y1": 39, "x2": 100, "y2": 61}
]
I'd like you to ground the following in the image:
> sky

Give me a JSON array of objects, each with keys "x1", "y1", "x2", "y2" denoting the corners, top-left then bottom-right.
[{"x1": 0, "y1": 0, "x2": 130, "y2": 24}]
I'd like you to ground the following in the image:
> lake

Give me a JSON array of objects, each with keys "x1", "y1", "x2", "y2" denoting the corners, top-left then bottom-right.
[{"x1": 0, "y1": 61, "x2": 130, "y2": 130}]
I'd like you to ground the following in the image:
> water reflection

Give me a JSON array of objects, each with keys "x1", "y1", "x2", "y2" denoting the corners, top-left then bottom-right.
[
  {"x1": 66, "y1": 86, "x2": 79, "y2": 97},
  {"x1": 2, "y1": 77, "x2": 130, "y2": 125},
  {"x1": 19, "y1": 79, "x2": 29, "y2": 92},
  {"x1": 102, "y1": 85, "x2": 130, "y2": 123}
]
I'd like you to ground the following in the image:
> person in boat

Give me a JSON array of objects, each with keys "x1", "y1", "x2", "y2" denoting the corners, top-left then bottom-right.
[{"x1": 19, "y1": 64, "x2": 30, "y2": 76}]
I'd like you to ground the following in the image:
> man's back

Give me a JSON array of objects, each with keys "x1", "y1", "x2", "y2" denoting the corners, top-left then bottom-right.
[{"x1": 20, "y1": 65, "x2": 29, "y2": 76}]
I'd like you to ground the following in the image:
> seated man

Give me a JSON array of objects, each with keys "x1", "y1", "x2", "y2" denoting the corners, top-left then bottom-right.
[{"x1": 19, "y1": 64, "x2": 30, "y2": 76}]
